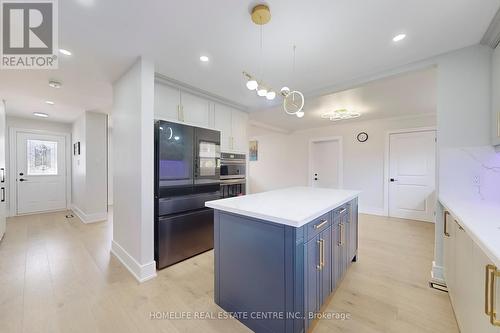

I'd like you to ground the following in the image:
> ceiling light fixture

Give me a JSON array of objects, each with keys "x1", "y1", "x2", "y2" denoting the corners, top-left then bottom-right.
[
  {"x1": 257, "y1": 86, "x2": 268, "y2": 97},
  {"x1": 45, "y1": 100, "x2": 55, "y2": 105},
  {"x1": 48, "y1": 80, "x2": 62, "y2": 88},
  {"x1": 33, "y1": 112, "x2": 49, "y2": 118},
  {"x1": 281, "y1": 45, "x2": 305, "y2": 116},
  {"x1": 199, "y1": 55, "x2": 209, "y2": 62},
  {"x1": 59, "y1": 48, "x2": 72, "y2": 56},
  {"x1": 243, "y1": 5, "x2": 273, "y2": 100},
  {"x1": 266, "y1": 91, "x2": 276, "y2": 100},
  {"x1": 392, "y1": 34, "x2": 406, "y2": 42},
  {"x1": 321, "y1": 109, "x2": 361, "y2": 121}
]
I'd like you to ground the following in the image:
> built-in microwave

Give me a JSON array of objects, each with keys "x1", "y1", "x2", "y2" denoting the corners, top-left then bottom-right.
[{"x1": 220, "y1": 153, "x2": 246, "y2": 179}]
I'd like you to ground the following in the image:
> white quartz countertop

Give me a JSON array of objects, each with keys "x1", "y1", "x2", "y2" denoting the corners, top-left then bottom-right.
[
  {"x1": 205, "y1": 187, "x2": 360, "y2": 227},
  {"x1": 439, "y1": 194, "x2": 500, "y2": 267}
]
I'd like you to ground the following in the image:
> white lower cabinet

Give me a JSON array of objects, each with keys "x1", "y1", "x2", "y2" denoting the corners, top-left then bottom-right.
[{"x1": 443, "y1": 210, "x2": 500, "y2": 332}]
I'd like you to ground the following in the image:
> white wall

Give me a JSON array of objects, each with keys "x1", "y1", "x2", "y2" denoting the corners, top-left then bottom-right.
[
  {"x1": 5, "y1": 116, "x2": 72, "y2": 215},
  {"x1": 111, "y1": 57, "x2": 156, "y2": 282},
  {"x1": 107, "y1": 125, "x2": 113, "y2": 206},
  {"x1": 249, "y1": 114, "x2": 436, "y2": 215},
  {"x1": 71, "y1": 111, "x2": 108, "y2": 223},
  {"x1": 432, "y1": 44, "x2": 494, "y2": 282}
]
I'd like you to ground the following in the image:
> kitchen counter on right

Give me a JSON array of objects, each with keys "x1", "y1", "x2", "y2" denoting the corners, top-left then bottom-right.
[{"x1": 439, "y1": 194, "x2": 500, "y2": 267}]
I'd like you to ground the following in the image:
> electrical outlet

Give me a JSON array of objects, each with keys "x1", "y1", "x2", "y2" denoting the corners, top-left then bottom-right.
[{"x1": 473, "y1": 175, "x2": 481, "y2": 186}]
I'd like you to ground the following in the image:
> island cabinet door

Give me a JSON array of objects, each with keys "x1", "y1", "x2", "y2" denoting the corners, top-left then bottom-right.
[
  {"x1": 331, "y1": 225, "x2": 341, "y2": 290},
  {"x1": 320, "y1": 227, "x2": 333, "y2": 305},
  {"x1": 347, "y1": 200, "x2": 358, "y2": 261},
  {"x1": 305, "y1": 235, "x2": 321, "y2": 330},
  {"x1": 338, "y1": 213, "x2": 348, "y2": 280}
]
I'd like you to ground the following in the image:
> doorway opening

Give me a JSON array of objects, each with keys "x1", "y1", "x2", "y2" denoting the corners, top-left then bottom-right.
[{"x1": 308, "y1": 137, "x2": 343, "y2": 189}]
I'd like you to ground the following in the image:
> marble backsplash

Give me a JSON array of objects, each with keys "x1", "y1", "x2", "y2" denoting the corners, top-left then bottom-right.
[{"x1": 440, "y1": 145, "x2": 500, "y2": 203}]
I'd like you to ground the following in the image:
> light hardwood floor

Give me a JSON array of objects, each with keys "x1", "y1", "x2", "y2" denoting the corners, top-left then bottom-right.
[{"x1": 0, "y1": 212, "x2": 458, "y2": 333}]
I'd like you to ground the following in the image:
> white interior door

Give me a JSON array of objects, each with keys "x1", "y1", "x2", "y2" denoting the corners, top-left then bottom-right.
[
  {"x1": 310, "y1": 139, "x2": 341, "y2": 188},
  {"x1": 16, "y1": 132, "x2": 67, "y2": 214},
  {"x1": 389, "y1": 131, "x2": 436, "y2": 222}
]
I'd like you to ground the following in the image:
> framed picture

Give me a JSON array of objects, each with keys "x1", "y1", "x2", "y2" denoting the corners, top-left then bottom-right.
[{"x1": 249, "y1": 140, "x2": 258, "y2": 161}]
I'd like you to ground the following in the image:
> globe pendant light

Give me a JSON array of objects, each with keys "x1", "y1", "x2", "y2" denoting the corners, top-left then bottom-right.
[{"x1": 246, "y1": 80, "x2": 258, "y2": 90}]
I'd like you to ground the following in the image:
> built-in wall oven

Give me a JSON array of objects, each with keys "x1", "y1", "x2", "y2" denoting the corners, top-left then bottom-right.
[
  {"x1": 220, "y1": 153, "x2": 246, "y2": 198},
  {"x1": 154, "y1": 120, "x2": 220, "y2": 269}
]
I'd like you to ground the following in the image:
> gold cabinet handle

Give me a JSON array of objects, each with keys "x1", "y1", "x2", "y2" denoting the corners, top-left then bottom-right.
[
  {"x1": 320, "y1": 239, "x2": 325, "y2": 268},
  {"x1": 490, "y1": 266, "x2": 500, "y2": 326},
  {"x1": 314, "y1": 219, "x2": 328, "y2": 230},
  {"x1": 486, "y1": 265, "x2": 496, "y2": 315},
  {"x1": 338, "y1": 223, "x2": 343, "y2": 246},
  {"x1": 316, "y1": 240, "x2": 322, "y2": 270},
  {"x1": 444, "y1": 211, "x2": 450, "y2": 237},
  {"x1": 497, "y1": 112, "x2": 500, "y2": 138}
]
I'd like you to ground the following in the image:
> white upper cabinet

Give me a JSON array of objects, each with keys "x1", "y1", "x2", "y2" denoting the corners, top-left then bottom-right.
[
  {"x1": 231, "y1": 109, "x2": 248, "y2": 153},
  {"x1": 154, "y1": 79, "x2": 248, "y2": 153},
  {"x1": 492, "y1": 46, "x2": 500, "y2": 147},
  {"x1": 181, "y1": 91, "x2": 210, "y2": 128},
  {"x1": 213, "y1": 103, "x2": 248, "y2": 153},
  {"x1": 214, "y1": 103, "x2": 233, "y2": 152},
  {"x1": 154, "y1": 83, "x2": 181, "y2": 121}
]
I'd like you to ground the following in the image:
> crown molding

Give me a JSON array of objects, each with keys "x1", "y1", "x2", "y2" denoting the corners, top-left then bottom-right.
[
  {"x1": 154, "y1": 73, "x2": 249, "y2": 112},
  {"x1": 481, "y1": 7, "x2": 500, "y2": 48}
]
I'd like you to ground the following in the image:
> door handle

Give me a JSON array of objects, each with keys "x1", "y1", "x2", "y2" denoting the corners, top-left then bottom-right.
[
  {"x1": 444, "y1": 211, "x2": 450, "y2": 237},
  {"x1": 1, "y1": 187, "x2": 4, "y2": 202},
  {"x1": 19, "y1": 178, "x2": 27, "y2": 182},
  {"x1": 0, "y1": 168, "x2": 4, "y2": 183},
  {"x1": 390, "y1": 178, "x2": 397, "y2": 182}
]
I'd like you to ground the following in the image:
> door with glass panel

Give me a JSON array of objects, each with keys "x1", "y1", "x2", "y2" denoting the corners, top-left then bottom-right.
[{"x1": 16, "y1": 132, "x2": 66, "y2": 214}]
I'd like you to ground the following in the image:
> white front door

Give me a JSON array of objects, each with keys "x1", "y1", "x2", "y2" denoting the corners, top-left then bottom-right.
[
  {"x1": 389, "y1": 130, "x2": 436, "y2": 222},
  {"x1": 310, "y1": 139, "x2": 341, "y2": 188},
  {"x1": 16, "y1": 132, "x2": 67, "y2": 214}
]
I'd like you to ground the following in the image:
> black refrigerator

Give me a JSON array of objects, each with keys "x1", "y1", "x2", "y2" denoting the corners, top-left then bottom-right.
[{"x1": 154, "y1": 120, "x2": 221, "y2": 269}]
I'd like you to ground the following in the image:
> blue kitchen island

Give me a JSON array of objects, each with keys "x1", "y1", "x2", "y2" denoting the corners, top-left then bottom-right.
[{"x1": 205, "y1": 187, "x2": 360, "y2": 333}]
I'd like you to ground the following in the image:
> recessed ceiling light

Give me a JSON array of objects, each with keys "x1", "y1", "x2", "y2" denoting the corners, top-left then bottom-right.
[
  {"x1": 59, "y1": 48, "x2": 72, "y2": 56},
  {"x1": 48, "y1": 80, "x2": 62, "y2": 88},
  {"x1": 199, "y1": 55, "x2": 209, "y2": 62},
  {"x1": 45, "y1": 100, "x2": 55, "y2": 105},
  {"x1": 33, "y1": 112, "x2": 49, "y2": 118},
  {"x1": 392, "y1": 34, "x2": 406, "y2": 42}
]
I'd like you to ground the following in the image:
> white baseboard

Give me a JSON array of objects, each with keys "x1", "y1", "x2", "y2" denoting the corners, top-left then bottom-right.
[
  {"x1": 359, "y1": 206, "x2": 386, "y2": 216},
  {"x1": 70, "y1": 204, "x2": 107, "y2": 223},
  {"x1": 111, "y1": 240, "x2": 157, "y2": 283},
  {"x1": 431, "y1": 261, "x2": 446, "y2": 285}
]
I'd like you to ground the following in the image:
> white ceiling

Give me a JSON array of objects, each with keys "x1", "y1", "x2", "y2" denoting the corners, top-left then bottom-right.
[
  {"x1": 250, "y1": 67, "x2": 437, "y2": 131},
  {"x1": 0, "y1": 0, "x2": 498, "y2": 123}
]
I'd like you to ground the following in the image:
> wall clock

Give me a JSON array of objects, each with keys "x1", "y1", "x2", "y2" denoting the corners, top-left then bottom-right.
[{"x1": 357, "y1": 132, "x2": 368, "y2": 143}]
